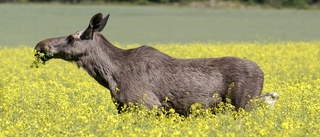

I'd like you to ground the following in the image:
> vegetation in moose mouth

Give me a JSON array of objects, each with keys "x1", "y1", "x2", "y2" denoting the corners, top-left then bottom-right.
[{"x1": 30, "y1": 50, "x2": 53, "y2": 68}]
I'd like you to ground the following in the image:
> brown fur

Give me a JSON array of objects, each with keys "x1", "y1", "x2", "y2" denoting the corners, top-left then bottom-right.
[{"x1": 35, "y1": 13, "x2": 264, "y2": 116}]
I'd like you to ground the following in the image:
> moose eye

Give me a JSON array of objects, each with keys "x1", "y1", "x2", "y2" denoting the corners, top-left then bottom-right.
[{"x1": 66, "y1": 35, "x2": 74, "y2": 43}]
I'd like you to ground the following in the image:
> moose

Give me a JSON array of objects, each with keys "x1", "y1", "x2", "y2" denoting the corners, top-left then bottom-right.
[{"x1": 34, "y1": 13, "x2": 278, "y2": 116}]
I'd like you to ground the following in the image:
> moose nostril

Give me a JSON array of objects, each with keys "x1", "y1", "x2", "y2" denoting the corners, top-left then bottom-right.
[
  {"x1": 35, "y1": 41, "x2": 48, "y2": 52},
  {"x1": 35, "y1": 46, "x2": 41, "y2": 52}
]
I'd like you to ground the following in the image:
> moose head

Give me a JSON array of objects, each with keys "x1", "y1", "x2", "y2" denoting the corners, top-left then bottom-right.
[{"x1": 35, "y1": 13, "x2": 110, "y2": 62}]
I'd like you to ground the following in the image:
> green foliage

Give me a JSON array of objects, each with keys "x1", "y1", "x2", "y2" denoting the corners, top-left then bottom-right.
[
  {"x1": 282, "y1": 0, "x2": 310, "y2": 8},
  {"x1": 1, "y1": 0, "x2": 318, "y2": 8},
  {"x1": 226, "y1": 0, "x2": 318, "y2": 8},
  {"x1": 250, "y1": 0, "x2": 311, "y2": 8},
  {"x1": 0, "y1": 42, "x2": 320, "y2": 136}
]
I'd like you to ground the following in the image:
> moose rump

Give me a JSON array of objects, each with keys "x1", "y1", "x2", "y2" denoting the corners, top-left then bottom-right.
[{"x1": 34, "y1": 13, "x2": 264, "y2": 116}]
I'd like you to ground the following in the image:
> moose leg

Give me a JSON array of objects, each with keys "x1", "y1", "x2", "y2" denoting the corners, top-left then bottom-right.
[
  {"x1": 186, "y1": 96, "x2": 222, "y2": 115},
  {"x1": 142, "y1": 93, "x2": 162, "y2": 109},
  {"x1": 229, "y1": 81, "x2": 262, "y2": 111},
  {"x1": 123, "y1": 92, "x2": 162, "y2": 111},
  {"x1": 201, "y1": 96, "x2": 222, "y2": 109},
  {"x1": 227, "y1": 82, "x2": 246, "y2": 110}
]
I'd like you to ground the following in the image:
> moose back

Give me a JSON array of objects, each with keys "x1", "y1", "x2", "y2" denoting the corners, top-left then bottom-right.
[{"x1": 34, "y1": 13, "x2": 264, "y2": 115}]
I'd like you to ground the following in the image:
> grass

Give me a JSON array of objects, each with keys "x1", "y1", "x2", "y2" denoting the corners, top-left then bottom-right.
[
  {"x1": 0, "y1": 42, "x2": 319, "y2": 136},
  {"x1": 1, "y1": 4, "x2": 320, "y2": 46}
]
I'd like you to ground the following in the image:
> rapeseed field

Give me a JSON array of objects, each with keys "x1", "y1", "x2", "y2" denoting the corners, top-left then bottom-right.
[{"x1": 0, "y1": 42, "x2": 319, "y2": 136}]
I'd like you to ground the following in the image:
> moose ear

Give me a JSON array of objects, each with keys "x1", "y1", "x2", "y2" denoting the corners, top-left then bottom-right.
[
  {"x1": 97, "y1": 14, "x2": 110, "y2": 32},
  {"x1": 80, "y1": 13, "x2": 110, "y2": 40}
]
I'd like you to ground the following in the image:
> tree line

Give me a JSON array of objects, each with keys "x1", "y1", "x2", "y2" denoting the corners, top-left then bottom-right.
[{"x1": 1, "y1": 0, "x2": 319, "y2": 8}]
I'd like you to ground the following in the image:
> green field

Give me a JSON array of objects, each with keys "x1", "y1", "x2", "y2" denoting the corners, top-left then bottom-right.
[{"x1": 0, "y1": 4, "x2": 320, "y2": 46}]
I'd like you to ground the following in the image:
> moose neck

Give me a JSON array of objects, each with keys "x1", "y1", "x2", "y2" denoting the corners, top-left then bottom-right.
[{"x1": 76, "y1": 33, "x2": 124, "y2": 90}]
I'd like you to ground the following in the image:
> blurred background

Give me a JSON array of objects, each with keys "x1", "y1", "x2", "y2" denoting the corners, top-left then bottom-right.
[
  {"x1": 1, "y1": 0, "x2": 320, "y2": 8},
  {"x1": 0, "y1": 0, "x2": 319, "y2": 47}
]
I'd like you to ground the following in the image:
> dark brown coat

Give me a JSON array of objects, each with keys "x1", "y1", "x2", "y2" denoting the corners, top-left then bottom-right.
[{"x1": 35, "y1": 13, "x2": 264, "y2": 115}]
